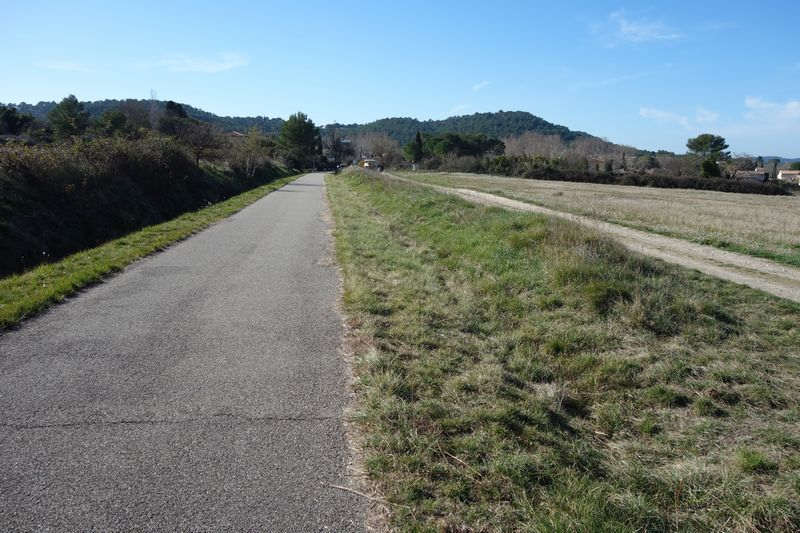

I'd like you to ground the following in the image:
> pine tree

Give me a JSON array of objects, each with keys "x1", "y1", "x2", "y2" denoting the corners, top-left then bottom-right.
[
  {"x1": 48, "y1": 95, "x2": 90, "y2": 139},
  {"x1": 404, "y1": 131, "x2": 425, "y2": 162},
  {"x1": 277, "y1": 112, "x2": 321, "y2": 169}
]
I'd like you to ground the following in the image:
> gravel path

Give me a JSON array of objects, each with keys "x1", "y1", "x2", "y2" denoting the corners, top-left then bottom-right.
[
  {"x1": 0, "y1": 173, "x2": 366, "y2": 531},
  {"x1": 388, "y1": 173, "x2": 800, "y2": 304}
]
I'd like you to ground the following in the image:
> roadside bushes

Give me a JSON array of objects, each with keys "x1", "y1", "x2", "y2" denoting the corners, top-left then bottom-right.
[
  {"x1": 423, "y1": 154, "x2": 792, "y2": 196},
  {"x1": 0, "y1": 135, "x2": 286, "y2": 275}
]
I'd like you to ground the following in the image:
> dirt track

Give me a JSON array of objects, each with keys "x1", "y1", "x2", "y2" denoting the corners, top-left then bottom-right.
[{"x1": 387, "y1": 173, "x2": 800, "y2": 304}]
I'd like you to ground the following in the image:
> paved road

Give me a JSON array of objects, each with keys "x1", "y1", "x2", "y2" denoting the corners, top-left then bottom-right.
[{"x1": 0, "y1": 173, "x2": 366, "y2": 531}]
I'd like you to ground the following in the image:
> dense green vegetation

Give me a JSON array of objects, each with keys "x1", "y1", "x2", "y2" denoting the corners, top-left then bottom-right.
[
  {"x1": 403, "y1": 132, "x2": 504, "y2": 161},
  {"x1": 0, "y1": 174, "x2": 297, "y2": 330},
  {"x1": 329, "y1": 169, "x2": 800, "y2": 531},
  {"x1": 329, "y1": 110, "x2": 591, "y2": 145},
  {"x1": 0, "y1": 136, "x2": 290, "y2": 276},
  {"x1": 406, "y1": 147, "x2": 791, "y2": 195},
  {"x1": 5, "y1": 99, "x2": 285, "y2": 134},
  {"x1": 6, "y1": 102, "x2": 590, "y2": 143},
  {"x1": 0, "y1": 96, "x2": 301, "y2": 277},
  {"x1": 277, "y1": 112, "x2": 322, "y2": 169}
]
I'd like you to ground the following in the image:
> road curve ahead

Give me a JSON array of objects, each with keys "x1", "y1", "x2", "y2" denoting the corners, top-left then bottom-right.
[{"x1": 0, "y1": 173, "x2": 366, "y2": 531}]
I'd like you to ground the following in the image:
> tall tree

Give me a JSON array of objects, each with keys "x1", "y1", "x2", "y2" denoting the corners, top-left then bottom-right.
[
  {"x1": 164, "y1": 101, "x2": 188, "y2": 118},
  {"x1": 770, "y1": 159, "x2": 780, "y2": 179},
  {"x1": 177, "y1": 120, "x2": 223, "y2": 165},
  {"x1": 701, "y1": 159, "x2": 722, "y2": 178},
  {"x1": 158, "y1": 101, "x2": 191, "y2": 136},
  {"x1": 0, "y1": 106, "x2": 33, "y2": 135},
  {"x1": 405, "y1": 131, "x2": 425, "y2": 162},
  {"x1": 686, "y1": 134, "x2": 730, "y2": 159},
  {"x1": 277, "y1": 112, "x2": 321, "y2": 169},
  {"x1": 92, "y1": 110, "x2": 132, "y2": 137},
  {"x1": 48, "y1": 95, "x2": 90, "y2": 139}
]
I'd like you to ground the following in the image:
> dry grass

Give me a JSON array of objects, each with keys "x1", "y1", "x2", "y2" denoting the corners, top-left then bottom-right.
[
  {"x1": 398, "y1": 171, "x2": 800, "y2": 267},
  {"x1": 328, "y1": 169, "x2": 800, "y2": 532}
]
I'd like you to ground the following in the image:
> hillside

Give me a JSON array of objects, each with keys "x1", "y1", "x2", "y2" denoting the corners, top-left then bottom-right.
[
  {"x1": 6, "y1": 99, "x2": 285, "y2": 134},
  {"x1": 760, "y1": 156, "x2": 800, "y2": 165},
  {"x1": 327, "y1": 110, "x2": 592, "y2": 144},
  {"x1": 6, "y1": 100, "x2": 591, "y2": 144}
]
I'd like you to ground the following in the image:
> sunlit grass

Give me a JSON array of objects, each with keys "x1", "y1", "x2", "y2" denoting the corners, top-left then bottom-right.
[
  {"x1": 328, "y1": 169, "x2": 800, "y2": 531},
  {"x1": 399, "y1": 171, "x2": 800, "y2": 267}
]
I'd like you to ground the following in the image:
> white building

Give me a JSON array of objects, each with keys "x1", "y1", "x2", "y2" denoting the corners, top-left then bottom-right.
[{"x1": 777, "y1": 170, "x2": 800, "y2": 184}]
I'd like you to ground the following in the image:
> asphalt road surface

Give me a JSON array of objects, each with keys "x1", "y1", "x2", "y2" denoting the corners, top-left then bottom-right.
[{"x1": 0, "y1": 173, "x2": 366, "y2": 531}]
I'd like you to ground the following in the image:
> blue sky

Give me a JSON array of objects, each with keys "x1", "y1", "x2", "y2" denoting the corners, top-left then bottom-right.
[{"x1": 4, "y1": 0, "x2": 799, "y2": 156}]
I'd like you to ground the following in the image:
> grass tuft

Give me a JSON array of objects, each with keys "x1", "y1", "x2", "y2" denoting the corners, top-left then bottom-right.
[{"x1": 328, "y1": 170, "x2": 800, "y2": 531}]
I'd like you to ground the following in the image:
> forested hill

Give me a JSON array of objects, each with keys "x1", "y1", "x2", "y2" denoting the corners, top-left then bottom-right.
[
  {"x1": 327, "y1": 111, "x2": 592, "y2": 144},
  {"x1": 6, "y1": 100, "x2": 590, "y2": 143},
  {"x1": 6, "y1": 99, "x2": 285, "y2": 134}
]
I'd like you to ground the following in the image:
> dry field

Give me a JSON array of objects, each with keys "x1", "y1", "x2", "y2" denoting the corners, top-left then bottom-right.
[{"x1": 397, "y1": 171, "x2": 800, "y2": 267}]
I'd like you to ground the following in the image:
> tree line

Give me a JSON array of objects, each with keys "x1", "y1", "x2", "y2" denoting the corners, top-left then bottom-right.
[
  {"x1": 1, "y1": 96, "x2": 331, "y2": 171},
  {"x1": 0, "y1": 95, "x2": 333, "y2": 276},
  {"x1": 5, "y1": 98, "x2": 285, "y2": 135}
]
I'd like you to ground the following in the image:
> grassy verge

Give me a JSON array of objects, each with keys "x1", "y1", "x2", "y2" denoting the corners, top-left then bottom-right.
[
  {"x1": 398, "y1": 171, "x2": 800, "y2": 269},
  {"x1": 328, "y1": 169, "x2": 800, "y2": 531},
  {"x1": 0, "y1": 174, "x2": 298, "y2": 330}
]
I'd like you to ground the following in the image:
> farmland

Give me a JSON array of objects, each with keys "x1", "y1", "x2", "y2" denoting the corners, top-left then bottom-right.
[{"x1": 397, "y1": 171, "x2": 800, "y2": 267}]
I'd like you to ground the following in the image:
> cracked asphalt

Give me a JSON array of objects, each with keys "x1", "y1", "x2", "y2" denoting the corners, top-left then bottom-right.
[{"x1": 0, "y1": 173, "x2": 366, "y2": 531}]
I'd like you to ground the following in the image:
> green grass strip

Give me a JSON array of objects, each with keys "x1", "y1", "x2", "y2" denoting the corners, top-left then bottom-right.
[
  {"x1": 0, "y1": 174, "x2": 299, "y2": 330},
  {"x1": 328, "y1": 169, "x2": 800, "y2": 532}
]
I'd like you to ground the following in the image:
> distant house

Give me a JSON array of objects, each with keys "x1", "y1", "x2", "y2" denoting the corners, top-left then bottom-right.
[
  {"x1": 777, "y1": 170, "x2": 800, "y2": 184},
  {"x1": 734, "y1": 170, "x2": 769, "y2": 182}
]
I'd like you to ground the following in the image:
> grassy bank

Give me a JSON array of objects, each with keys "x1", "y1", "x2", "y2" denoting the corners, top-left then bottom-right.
[
  {"x1": 0, "y1": 136, "x2": 289, "y2": 276},
  {"x1": 328, "y1": 169, "x2": 800, "y2": 531},
  {"x1": 0, "y1": 174, "x2": 298, "y2": 330},
  {"x1": 399, "y1": 171, "x2": 800, "y2": 269}
]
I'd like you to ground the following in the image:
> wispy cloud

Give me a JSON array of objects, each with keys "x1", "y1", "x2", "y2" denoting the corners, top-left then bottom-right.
[
  {"x1": 611, "y1": 10, "x2": 682, "y2": 42},
  {"x1": 149, "y1": 53, "x2": 249, "y2": 73},
  {"x1": 472, "y1": 80, "x2": 490, "y2": 92},
  {"x1": 595, "y1": 10, "x2": 683, "y2": 46},
  {"x1": 696, "y1": 107, "x2": 719, "y2": 124},
  {"x1": 639, "y1": 107, "x2": 690, "y2": 128},
  {"x1": 448, "y1": 104, "x2": 470, "y2": 116},
  {"x1": 35, "y1": 60, "x2": 92, "y2": 72},
  {"x1": 710, "y1": 97, "x2": 800, "y2": 156},
  {"x1": 743, "y1": 96, "x2": 800, "y2": 125}
]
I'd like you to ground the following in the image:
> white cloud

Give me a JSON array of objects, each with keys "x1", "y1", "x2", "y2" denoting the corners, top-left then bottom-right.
[
  {"x1": 448, "y1": 104, "x2": 470, "y2": 116},
  {"x1": 472, "y1": 80, "x2": 490, "y2": 92},
  {"x1": 696, "y1": 107, "x2": 719, "y2": 124},
  {"x1": 152, "y1": 53, "x2": 249, "y2": 73},
  {"x1": 35, "y1": 60, "x2": 92, "y2": 72},
  {"x1": 743, "y1": 96, "x2": 800, "y2": 124},
  {"x1": 639, "y1": 107, "x2": 690, "y2": 128},
  {"x1": 693, "y1": 97, "x2": 800, "y2": 156},
  {"x1": 599, "y1": 10, "x2": 683, "y2": 45}
]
